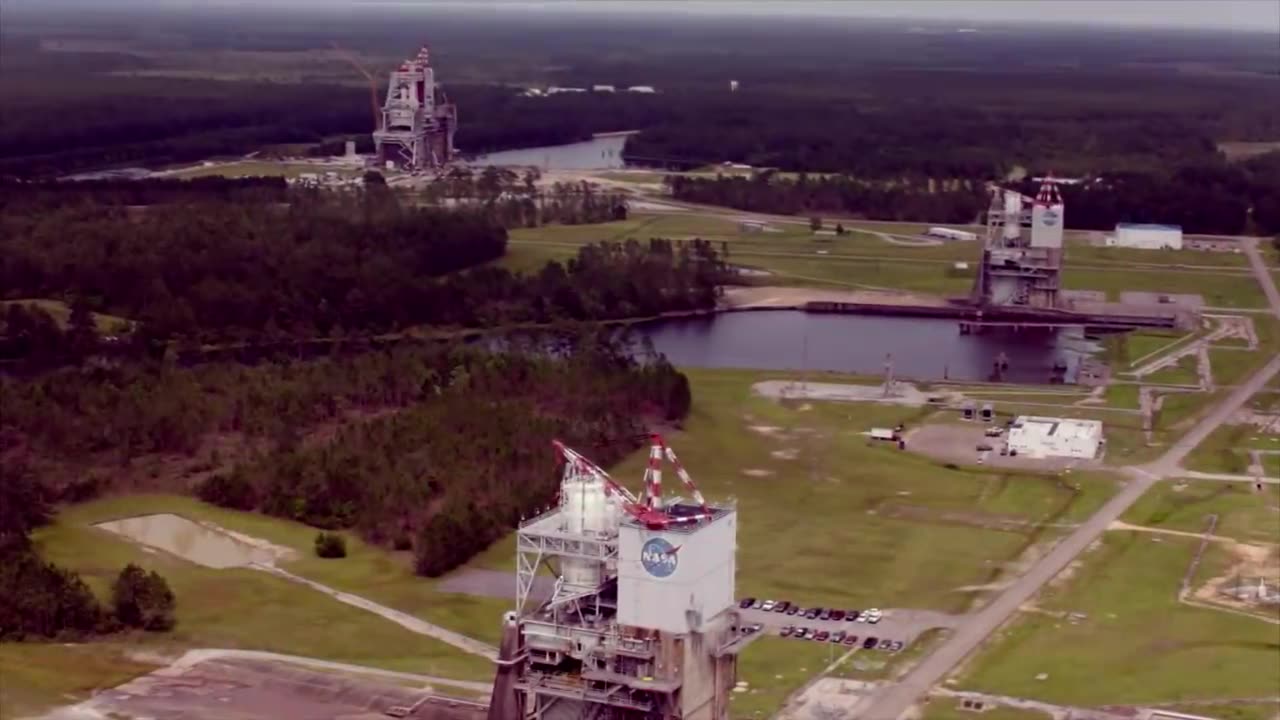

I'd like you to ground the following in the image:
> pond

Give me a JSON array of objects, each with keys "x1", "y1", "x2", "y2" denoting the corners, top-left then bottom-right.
[
  {"x1": 462, "y1": 134, "x2": 628, "y2": 170},
  {"x1": 628, "y1": 311, "x2": 1097, "y2": 384},
  {"x1": 96, "y1": 513, "x2": 281, "y2": 568}
]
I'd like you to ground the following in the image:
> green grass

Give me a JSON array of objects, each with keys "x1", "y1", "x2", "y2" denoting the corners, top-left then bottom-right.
[
  {"x1": 832, "y1": 628, "x2": 949, "y2": 682},
  {"x1": 1, "y1": 298, "x2": 132, "y2": 333},
  {"x1": 1143, "y1": 355, "x2": 1201, "y2": 386},
  {"x1": 165, "y1": 160, "x2": 364, "y2": 179},
  {"x1": 0, "y1": 642, "x2": 161, "y2": 718},
  {"x1": 1063, "y1": 268, "x2": 1265, "y2": 308},
  {"x1": 729, "y1": 637, "x2": 833, "y2": 719},
  {"x1": 1183, "y1": 421, "x2": 1280, "y2": 476},
  {"x1": 1121, "y1": 330, "x2": 1195, "y2": 370},
  {"x1": 597, "y1": 171, "x2": 668, "y2": 184},
  {"x1": 1124, "y1": 480, "x2": 1280, "y2": 545},
  {"x1": 1211, "y1": 348, "x2": 1271, "y2": 387},
  {"x1": 53, "y1": 496, "x2": 512, "y2": 648},
  {"x1": 4, "y1": 499, "x2": 499, "y2": 715},
  {"x1": 956, "y1": 533, "x2": 1280, "y2": 706}
]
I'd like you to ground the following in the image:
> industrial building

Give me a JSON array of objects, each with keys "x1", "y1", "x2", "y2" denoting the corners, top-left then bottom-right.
[
  {"x1": 489, "y1": 436, "x2": 742, "y2": 720},
  {"x1": 1107, "y1": 223, "x2": 1184, "y2": 250},
  {"x1": 373, "y1": 45, "x2": 457, "y2": 170},
  {"x1": 1006, "y1": 416, "x2": 1102, "y2": 459},
  {"x1": 970, "y1": 178, "x2": 1065, "y2": 309}
]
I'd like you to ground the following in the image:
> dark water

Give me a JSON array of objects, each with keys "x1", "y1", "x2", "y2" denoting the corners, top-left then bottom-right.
[
  {"x1": 630, "y1": 311, "x2": 1098, "y2": 383},
  {"x1": 463, "y1": 135, "x2": 628, "y2": 170}
]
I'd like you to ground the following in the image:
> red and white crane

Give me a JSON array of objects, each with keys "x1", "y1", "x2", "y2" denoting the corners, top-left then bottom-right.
[{"x1": 552, "y1": 434, "x2": 714, "y2": 530}]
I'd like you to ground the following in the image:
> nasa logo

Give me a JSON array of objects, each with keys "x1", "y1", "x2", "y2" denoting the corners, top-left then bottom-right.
[
  {"x1": 640, "y1": 538, "x2": 679, "y2": 578},
  {"x1": 1041, "y1": 210, "x2": 1059, "y2": 227}
]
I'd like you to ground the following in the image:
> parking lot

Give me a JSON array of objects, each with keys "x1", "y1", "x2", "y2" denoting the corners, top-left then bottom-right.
[{"x1": 735, "y1": 599, "x2": 963, "y2": 653}]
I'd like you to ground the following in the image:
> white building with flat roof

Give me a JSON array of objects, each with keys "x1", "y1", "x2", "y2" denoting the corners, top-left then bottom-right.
[
  {"x1": 1006, "y1": 416, "x2": 1103, "y2": 459},
  {"x1": 1108, "y1": 223, "x2": 1183, "y2": 250}
]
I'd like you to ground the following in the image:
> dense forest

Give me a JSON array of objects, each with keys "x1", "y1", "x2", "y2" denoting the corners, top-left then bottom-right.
[
  {"x1": 667, "y1": 153, "x2": 1280, "y2": 235},
  {"x1": 3, "y1": 340, "x2": 693, "y2": 576},
  {"x1": 0, "y1": 181, "x2": 727, "y2": 354},
  {"x1": 3, "y1": 5, "x2": 1278, "y2": 182}
]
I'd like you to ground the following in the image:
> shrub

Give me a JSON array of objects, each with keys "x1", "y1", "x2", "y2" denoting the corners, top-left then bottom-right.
[
  {"x1": 314, "y1": 531, "x2": 347, "y2": 559},
  {"x1": 111, "y1": 563, "x2": 175, "y2": 632},
  {"x1": 0, "y1": 543, "x2": 104, "y2": 640},
  {"x1": 195, "y1": 470, "x2": 257, "y2": 510}
]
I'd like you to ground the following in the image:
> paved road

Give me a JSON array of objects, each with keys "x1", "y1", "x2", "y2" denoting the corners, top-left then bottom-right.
[{"x1": 856, "y1": 245, "x2": 1280, "y2": 720}]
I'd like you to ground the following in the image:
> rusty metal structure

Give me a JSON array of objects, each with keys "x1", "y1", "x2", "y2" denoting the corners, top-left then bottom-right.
[
  {"x1": 373, "y1": 45, "x2": 457, "y2": 171},
  {"x1": 488, "y1": 436, "x2": 745, "y2": 720}
]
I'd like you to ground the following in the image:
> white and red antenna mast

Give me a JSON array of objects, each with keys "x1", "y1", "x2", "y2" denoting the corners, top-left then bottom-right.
[{"x1": 553, "y1": 434, "x2": 714, "y2": 530}]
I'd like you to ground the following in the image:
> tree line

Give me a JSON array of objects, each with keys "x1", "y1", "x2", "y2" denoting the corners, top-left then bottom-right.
[
  {"x1": 4, "y1": 339, "x2": 693, "y2": 577},
  {"x1": 665, "y1": 154, "x2": 1280, "y2": 236},
  {"x1": 0, "y1": 468, "x2": 175, "y2": 641}
]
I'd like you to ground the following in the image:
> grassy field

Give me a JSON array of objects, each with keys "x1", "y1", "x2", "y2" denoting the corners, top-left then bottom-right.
[
  {"x1": 955, "y1": 532, "x2": 1280, "y2": 706},
  {"x1": 0, "y1": 368, "x2": 1136, "y2": 718},
  {"x1": 1063, "y1": 267, "x2": 1265, "y2": 308},
  {"x1": 1123, "y1": 480, "x2": 1280, "y2": 545},
  {"x1": 1143, "y1": 355, "x2": 1201, "y2": 386},
  {"x1": 504, "y1": 215, "x2": 1256, "y2": 297},
  {"x1": 163, "y1": 160, "x2": 366, "y2": 179},
  {"x1": 1, "y1": 298, "x2": 132, "y2": 333},
  {"x1": 729, "y1": 637, "x2": 834, "y2": 719},
  {"x1": 3, "y1": 495, "x2": 506, "y2": 716},
  {"x1": 1119, "y1": 329, "x2": 1194, "y2": 370}
]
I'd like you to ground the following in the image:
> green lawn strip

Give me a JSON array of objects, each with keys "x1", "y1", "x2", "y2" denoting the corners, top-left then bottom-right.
[
  {"x1": 1122, "y1": 329, "x2": 1196, "y2": 370},
  {"x1": 1211, "y1": 348, "x2": 1272, "y2": 387},
  {"x1": 1183, "y1": 423, "x2": 1280, "y2": 476},
  {"x1": 0, "y1": 642, "x2": 161, "y2": 718},
  {"x1": 956, "y1": 533, "x2": 1280, "y2": 706},
  {"x1": 1063, "y1": 268, "x2": 1265, "y2": 308},
  {"x1": 51, "y1": 496, "x2": 509, "y2": 655},
  {"x1": 728, "y1": 637, "x2": 833, "y2": 719},
  {"x1": 1142, "y1": 354, "x2": 1201, "y2": 385},
  {"x1": 1104, "y1": 383, "x2": 1140, "y2": 410},
  {"x1": 1123, "y1": 480, "x2": 1280, "y2": 545}
]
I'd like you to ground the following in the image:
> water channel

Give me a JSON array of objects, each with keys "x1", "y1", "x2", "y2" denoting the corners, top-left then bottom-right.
[
  {"x1": 627, "y1": 311, "x2": 1098, "y2": 384},
  {"x1": 463, "y1": 134, "x2": 629, "y2": 170}
]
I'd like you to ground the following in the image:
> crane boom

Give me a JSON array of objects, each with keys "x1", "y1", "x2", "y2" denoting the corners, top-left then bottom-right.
[{"x1": 331, "y1": 42, "x2": 382, "y2": 131}]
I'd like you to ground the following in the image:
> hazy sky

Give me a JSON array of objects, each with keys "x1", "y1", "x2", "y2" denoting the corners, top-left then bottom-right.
[
  {"x1": 487, "y1": 1, "x2": 1280, "y2": 31},
  {"x1": 17, "y1": 0, "x2": 1280, "y2": 32}
]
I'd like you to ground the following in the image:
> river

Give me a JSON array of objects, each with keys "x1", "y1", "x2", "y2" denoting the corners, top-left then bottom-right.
[
  {"x1": 628, "y1": 311, "x2": 1097, "y2": 384},
  {"x1": 462, "y1": 135, "x2": 629, "y2": 170}
]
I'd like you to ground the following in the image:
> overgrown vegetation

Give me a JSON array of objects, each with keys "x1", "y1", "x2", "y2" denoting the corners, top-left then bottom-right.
[{"x1": 313, "y1": 532, "x2": 347, "y2": 559}]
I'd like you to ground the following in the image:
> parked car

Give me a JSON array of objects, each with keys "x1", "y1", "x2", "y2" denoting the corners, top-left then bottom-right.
[
  {"x1": 854, "y1": 611, "x2": 869, "y2": 623},
  {"x1": 843, "y1": 635, "x2": 858, "y2": 646},
  {"x1": 805, "y1": 608, "x2": 821, "y2": 619},
  {"x1": 845, "y1": 610, "x2": 860, "y2": 622},
  {"x1": 830, "y1": 631, "x2": 846, "y2": 643},
  {"x1": 829, "y1": 610, "x2": 845, "y2": 621},
  {"x1": 750, "y1": 624, "x2": 764, "y2": 633},
  {"x1": 786, "y1": 605, "x2": 800, "y2": 616},
  {"x1": 864, "y1": 608, "x2": 883, "y2": 624},
  {"x1": 803, "y1": 628, "x2": 817, "y2": 640},
  {"x1": 780, "y1": 626, "x2": 794, "y2": 637},
  {"x1": 862, "y1": 636, "x2": 878, "y2": 649},
  {"x1": 818, "y1": 609, "x2": 832, "y2": 621},
  {"x1": 889, "y1": 641, "x2": 904, "y2": 653},
  {"x1": 751, "y1": 599, "x2": 764, "y2": 609},
  {"x1": 878, "y1": 638, "x2": 893, "y2": 650},
  {"x1": 815, "y1": 630, "x2": 830, "y2": 642},
  {"x1": 773, "y1": 601, "x2": 791, "y2": 613},
  {"x1": 739, "y1": 598, "x2": 755, "y2": 609},
  {"x1": 761, "y1": 600, "x2": 776, "y2": 611}
]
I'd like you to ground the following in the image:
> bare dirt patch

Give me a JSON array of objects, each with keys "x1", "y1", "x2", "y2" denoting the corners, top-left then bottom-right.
[
  {"x1": 742, "y1": 468, "x2": 776, "y2": 477},
  {"x1": 771, "y1": 448, "x2": 800, "y2": 460}
]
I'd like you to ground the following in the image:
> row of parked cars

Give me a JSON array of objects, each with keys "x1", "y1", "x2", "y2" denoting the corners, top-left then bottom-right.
[
  {"x1": 739, "y1": 598, "x2": 883, "y2": 624},
  {"x1": 782, "y1": 626, "x2": 903, "y2": 652}
]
